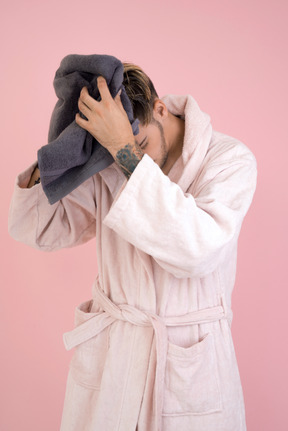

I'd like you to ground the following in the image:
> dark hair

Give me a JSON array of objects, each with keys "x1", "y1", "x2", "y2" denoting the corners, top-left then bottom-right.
[{"x1": 122, "y1": 62, "x2": 159, "y2": 126}]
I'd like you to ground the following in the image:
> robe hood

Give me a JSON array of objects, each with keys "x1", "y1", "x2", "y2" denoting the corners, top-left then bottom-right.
[
  {"x1": 100, "y1": 94, "x2": 213, "y2": 196},
  {"x1": 161, "y1": 94, "x2": 212, "y2": 191}
]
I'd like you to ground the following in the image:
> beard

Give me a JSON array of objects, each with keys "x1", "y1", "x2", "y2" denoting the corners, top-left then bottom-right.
[
  {"x1": 152, "y1": 118, "x2": 169, "y2": 170},
  {"x1": 159, "y1": 143, "x2": 169, "y2": 170}
]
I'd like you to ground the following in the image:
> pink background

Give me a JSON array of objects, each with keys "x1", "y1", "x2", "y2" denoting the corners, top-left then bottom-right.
[{"x1": 1, "y1": 0, "x2": 287, "y2": 429}]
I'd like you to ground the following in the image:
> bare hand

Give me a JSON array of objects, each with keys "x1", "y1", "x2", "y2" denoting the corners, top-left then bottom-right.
[{"x1": 75, "y1": 76, "x2": 135, "y2": 157}]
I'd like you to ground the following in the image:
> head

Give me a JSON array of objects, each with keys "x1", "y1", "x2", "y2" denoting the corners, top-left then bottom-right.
[{"x1": 122, "y1": 62, "x2": 183, "y2": 171}]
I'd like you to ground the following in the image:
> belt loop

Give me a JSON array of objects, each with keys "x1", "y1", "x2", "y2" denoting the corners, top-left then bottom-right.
[
  {"x1": 220, "y1": 293, "x2": 233, "y2": 327},
  {"x1": 216, "y1": 269, "x2": 233, "y2": 327}
]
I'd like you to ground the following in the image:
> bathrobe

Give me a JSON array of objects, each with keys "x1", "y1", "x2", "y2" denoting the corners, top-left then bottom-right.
[{"x1": 8, "y1": 94, "x2": 257, "y2": 431}]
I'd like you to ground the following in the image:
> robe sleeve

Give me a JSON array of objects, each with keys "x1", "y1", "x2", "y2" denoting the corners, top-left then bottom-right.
[
  {"x1": 8, "y1": 162, "x2": 97, "y2": 251},
  {"x1": 103, "y1": 150, "x2": 257, "y2": 278}
]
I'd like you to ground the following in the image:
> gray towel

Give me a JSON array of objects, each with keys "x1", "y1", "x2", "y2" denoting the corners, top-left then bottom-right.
[{"x1": 37, "y1": 54, "x2": 139, "y2": 205}]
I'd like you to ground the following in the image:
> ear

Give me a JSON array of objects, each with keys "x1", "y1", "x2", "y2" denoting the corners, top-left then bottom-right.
[{"x1": 153, "y1": 99, "x2": 168, "y2": 121}]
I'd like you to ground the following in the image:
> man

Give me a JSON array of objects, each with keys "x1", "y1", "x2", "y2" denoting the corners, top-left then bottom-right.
[{"x1": 8, "y1": 62, "x2": 257, "y2": 431}]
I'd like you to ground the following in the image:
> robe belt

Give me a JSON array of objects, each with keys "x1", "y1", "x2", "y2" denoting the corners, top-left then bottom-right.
[{"x1": 63, "y1": 279, "x2": 231, "y2": 431}]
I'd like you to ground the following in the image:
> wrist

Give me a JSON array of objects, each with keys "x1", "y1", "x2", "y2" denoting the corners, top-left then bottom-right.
[
  {"x1": 108, "y1": 135, "x2": 137, "y2": 159},
  {"x1": 113, "y1": 139, "x2": 144, "y2": 179}
]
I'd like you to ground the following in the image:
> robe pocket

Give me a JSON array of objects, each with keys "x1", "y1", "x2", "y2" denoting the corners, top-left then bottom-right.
[
  {"x1": 163, "y1": 332, "x2": 222, "y2": 416},
  {"x1": 69, "y1": 299, "x2": 109, "y2": 390}
]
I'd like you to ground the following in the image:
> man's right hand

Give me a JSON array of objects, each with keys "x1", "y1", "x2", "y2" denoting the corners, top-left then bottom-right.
[{"x1": 27, "y1": 166, "x2": 40, "y2": 188}]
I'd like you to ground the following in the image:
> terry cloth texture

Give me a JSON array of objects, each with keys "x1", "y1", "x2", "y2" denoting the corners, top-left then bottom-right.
[{"x1": 37, "y1": 54, "x2": 140, "y2": 205}]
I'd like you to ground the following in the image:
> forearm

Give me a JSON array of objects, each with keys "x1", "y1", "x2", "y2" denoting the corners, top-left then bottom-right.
[
  {"x1": 103, "y1": 153, "x2": 257, "y2": 278},
  {"x1": 27, "y1": 166, "x2": 41, "y2": 188},
  {"x1": 9, "y1": 163, "x2": 97, "y2": 251}
]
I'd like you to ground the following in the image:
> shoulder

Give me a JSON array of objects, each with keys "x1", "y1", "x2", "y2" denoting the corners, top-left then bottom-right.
[
  {"x1": 206, "y1": 130, "x2": 257, "y2": 167},
  {"x1": 197, "y1": 130, "x2": 257, "y2": 180},
  {"x1": 190, "y1": 130, "x2": 257, "y2": 196}
]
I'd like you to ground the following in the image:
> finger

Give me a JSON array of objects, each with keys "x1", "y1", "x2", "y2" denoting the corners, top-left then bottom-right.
[
  {"x1": 79, "y1": 87, "x2": 97, "y2": 110},
  {"x1": 115, "y1": 88, "x2": 122, "y2": 98},
  {"x1": 75, "y1": 112, "x2": 89, "y2": 130},
  {"x1": 78, "y1": 98, "x2": 91, "y2": 117},
  {"x1": 114, "y1": 90, "x2": 126, "y2": 112},
  {"x1": 97, "y1": 76, "x2": 113, "y2": 102},
  {"x1": 114, "y1": 88, "x2": 122, "y2": 102}
]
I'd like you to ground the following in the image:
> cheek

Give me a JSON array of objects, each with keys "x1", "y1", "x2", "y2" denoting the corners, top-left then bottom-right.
[{"x1": 145, "y1": 144, "x2": 159, "y2": 159}]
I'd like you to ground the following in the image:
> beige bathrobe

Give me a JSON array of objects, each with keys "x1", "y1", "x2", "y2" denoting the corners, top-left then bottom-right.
[{"x1": 8, "y1": 94, "x2": 257, "y2": 431}]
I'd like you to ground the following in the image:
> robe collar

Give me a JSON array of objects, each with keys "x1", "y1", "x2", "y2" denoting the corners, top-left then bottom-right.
[
  {"x1": 161, "y1": 94, "x2": 212, "y2": 191},
  {"x1": 99, "y1": 94, "x2": 212, "y2": 195}
]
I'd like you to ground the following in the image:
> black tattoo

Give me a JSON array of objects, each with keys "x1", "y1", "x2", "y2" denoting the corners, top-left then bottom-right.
[
  {"x1": 115, "y1": 142, "x2": 143, "y2": 179},
  {"x1": 34, "y1": 177, "x2": 41, "y2": 185}
]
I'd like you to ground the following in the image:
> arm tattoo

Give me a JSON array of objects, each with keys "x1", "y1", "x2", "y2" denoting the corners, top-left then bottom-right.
[
  {"x1": 115, "y1": 141, "x2": 144, "y2": 179},
  {"x1": 34, "y1": 177, "x2": 41, "y2": 185}
]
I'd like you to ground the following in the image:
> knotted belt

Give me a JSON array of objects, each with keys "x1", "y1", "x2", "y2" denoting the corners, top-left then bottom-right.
[{"x1": 63, "y1": 278, "x2": 232, "y2": 431}]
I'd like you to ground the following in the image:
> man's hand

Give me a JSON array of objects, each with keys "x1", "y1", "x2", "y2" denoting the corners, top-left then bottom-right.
[
  {"x1": 76, "y1": 77, "x2": 133, "y2": 156},
  {"x1": 75, "y1": 76, "x2": 143, "y2": 178}
]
